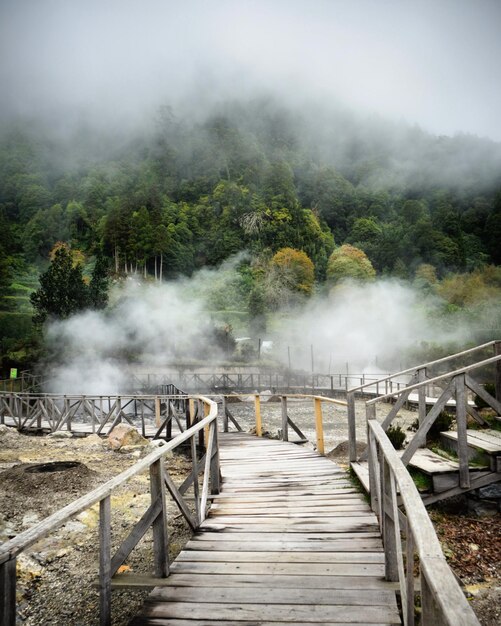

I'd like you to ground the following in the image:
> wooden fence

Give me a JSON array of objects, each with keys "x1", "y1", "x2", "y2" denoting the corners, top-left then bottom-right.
[
  {"x1": 347, "y1": 340, "x2": 501, "y2": 462},
  {"x1": 366, "y1": 420, "x2": 479, "y2": 625},
  {"x1": 0, "y1": 395, "x2": 219, "y2": 626},
  {"x1": 364, "y1": 354, "x2": 501, "y2": 502},
  {"x1": 0, "y1": 386, "x2": 188, "y2": 439}
]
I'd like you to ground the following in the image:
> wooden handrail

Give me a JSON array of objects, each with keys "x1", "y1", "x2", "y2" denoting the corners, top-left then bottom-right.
[
  {"x1": 348, "y1": 340, "x2": 498, "y2": 394},
  {"x1": 367, "y1": 420, "x2": 480, "y2": 626},
  {"x1": 366, "y1": 353, "x2": 501, "y2": 404}
]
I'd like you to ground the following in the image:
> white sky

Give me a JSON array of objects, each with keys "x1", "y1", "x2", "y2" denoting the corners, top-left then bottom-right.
[{"x1": 1, "y1": 0, "x2": 500, "y2": 139}]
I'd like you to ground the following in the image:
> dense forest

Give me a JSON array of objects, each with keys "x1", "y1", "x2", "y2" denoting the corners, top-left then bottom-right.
[{"x1": 1, "y1": 97, "x2": 501, "y2": 375}]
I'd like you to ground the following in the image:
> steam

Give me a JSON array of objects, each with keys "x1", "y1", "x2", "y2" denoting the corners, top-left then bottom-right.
[{"x1": 43, "y1": 261, "x2": 480, "y2": 395}]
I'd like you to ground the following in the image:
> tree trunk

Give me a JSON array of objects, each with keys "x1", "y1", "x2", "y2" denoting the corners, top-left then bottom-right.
[
  {"x1": 160, "y1": 253, "x2": 163, "y2": 282},
  {"x1": 154, "y1": 256, "x2": 158, "y2": 281}
]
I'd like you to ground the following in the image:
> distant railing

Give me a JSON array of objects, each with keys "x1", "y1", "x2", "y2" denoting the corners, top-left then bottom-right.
[
  {"x1": 221, "y1": 392, "x2": 347, "y2": 455},
  {"x1": 0, "y1": 395, "x2": 219, "y2": 626},
  {"x1": 366, "y1": 420, "x2": 480, "y2": 625},
  {"x1": 347, "y1": 340, "x2": 501, "y2": 462},
  {"x1": 0, "y1": 385, "x2": 188, "y2": 439}
]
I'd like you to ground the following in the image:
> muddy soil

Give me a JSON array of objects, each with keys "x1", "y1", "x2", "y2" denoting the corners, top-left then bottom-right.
[{"x1": 0, "y1": 425, "x2": 194, "y2": 626}]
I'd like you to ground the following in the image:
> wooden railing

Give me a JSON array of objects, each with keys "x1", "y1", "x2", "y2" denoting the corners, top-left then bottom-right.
[
  {"x1": 347, "y1": 340, "x2": 501, "y2": 462},
  {"x1": 0, "y1": 386, "x2": 188, "y2": 439},
  {"x1": 221, "y1": 393, "x2": 347, "y2": 455},
  {"x1": 366, "y1": 420, "x2": 480, "y2": 625},
  {"x1": 0, "y1": 395, "x2": 219, "y2": 626},
  {"x1": 131, "y1": 370, "x2": 395, "y2": 395},
  {"x1": 365, "y1": 354, "x2": 501, "y2": 495}
]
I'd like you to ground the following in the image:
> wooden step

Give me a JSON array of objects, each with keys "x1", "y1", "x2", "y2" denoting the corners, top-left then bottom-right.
[
  {"x1": 440, "y1": 429, "x2": 501, "y2": 471},
  {"x1": 407, "y1": 448, "x2": 488, "y2": 474}
]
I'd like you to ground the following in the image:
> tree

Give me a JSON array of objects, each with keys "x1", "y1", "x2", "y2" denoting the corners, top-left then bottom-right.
[
  {"x1": 88, "y1": 254, "x2": 110, "y2": 309},
  {"x1": 270, "y1": 247, "x2": 315, "y2": 296},
  {"x1": 30, "y1": 246, "x2": 89, "y2": 324},
  {"x1": 326, "y1": 244, "x2": 376, "y2": 284}
]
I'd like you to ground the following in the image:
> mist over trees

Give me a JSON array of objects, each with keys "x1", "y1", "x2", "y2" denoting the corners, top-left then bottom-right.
[{"x1": 1, "y1": 97, "x2": 501, "y2": 372}]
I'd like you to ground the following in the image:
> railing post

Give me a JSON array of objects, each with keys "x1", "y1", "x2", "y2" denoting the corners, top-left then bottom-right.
[
  {"x1": 314, "y1": 398, "x2": 324, "y2": 455},
  {"x1": 0, "y1": 556, "x2": 17, "y2": 626},
  {"x1": 417, "y1": 368, "x2": 426, "y2": 447},
  {"x1": 99, "y1": 495, "x2": 111, "y2": 626},
  {"x1": 154, "y1": 396, "x2": 161, "y2": 429},
  {"x1": 222, "y1": 396, "x2": 228, "y2": 433},
  {"x1": 254, "y1": 394, "x2": 262, "y2": 437},
  {"x1": 347, "y1": 391, "x2": 357, "y2": 462},
  {"x1": 405, "y1": 519, "x2": 416, "y2": 626},
  {"x1": 210, "y1": 418, "x2": 221, "y2": 495},
  {"x1": 150, "y1": 459, "x2": 169, "y2": 577},
  {"x1": 366, "y1": 404, "x2": 378, "y2": 513},
  {"x1": 455, "y1": 374, "x2": 470, "y2": 489},
  {"x1": 382, "y1": 458, "x2": 398, "y2": 581},
  {"x1": 495, "y1": 341, "x2": 501, "y2": 402},
  {"x1": 420, "y1": 570, "x2": 443, "y2": 625},
  {"x1": 281, "y1": 396, "x2": 288, "y2": 441}
]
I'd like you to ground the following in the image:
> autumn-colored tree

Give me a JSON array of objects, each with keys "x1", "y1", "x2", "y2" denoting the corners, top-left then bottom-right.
[
  {"x1": 270, "y1": 247, "x2": 315, "y2": 296},
  {"x1": 326, "y1": 244, "x2": 376, "y2": 284}
]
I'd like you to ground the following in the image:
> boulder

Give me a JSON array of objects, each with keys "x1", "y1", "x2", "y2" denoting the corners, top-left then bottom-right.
[{"x1": 108, "y1": 424, "x2": 148, "y2": 450}]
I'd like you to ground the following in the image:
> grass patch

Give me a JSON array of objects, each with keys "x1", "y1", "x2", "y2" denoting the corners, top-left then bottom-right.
[{"x1": 408, "y1": 467, "x2": 432, "y2": 492}]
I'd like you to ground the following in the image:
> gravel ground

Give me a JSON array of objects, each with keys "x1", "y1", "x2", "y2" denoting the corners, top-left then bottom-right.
[{"x1": 0, "y1": 425, "x2": 194, "y2": 626}]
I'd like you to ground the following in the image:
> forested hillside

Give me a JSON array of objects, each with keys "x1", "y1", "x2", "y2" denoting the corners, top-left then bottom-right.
[{"x1": 1, "y1": 98, "x2": 501, "y2": 373}]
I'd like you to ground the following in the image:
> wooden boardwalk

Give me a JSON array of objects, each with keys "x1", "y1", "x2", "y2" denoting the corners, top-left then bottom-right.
[{"x1": 131, "y1": 432, "x2": 400, "y2": 625}]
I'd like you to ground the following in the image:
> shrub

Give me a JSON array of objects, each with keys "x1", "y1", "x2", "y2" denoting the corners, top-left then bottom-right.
[
  {"x1": 474, "y1": 382, "x2": 496, "y2": 409},
  {"x1": 386, "y1": 424, "x2": 406, "y2": 449}
]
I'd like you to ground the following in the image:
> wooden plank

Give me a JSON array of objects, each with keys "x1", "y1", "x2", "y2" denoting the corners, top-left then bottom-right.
[
  {"x1": 149, "y1": 585, "x2": 396, "y2": 605},
  {"x1": 169, "y1": 561, "x2": 385, "y2": 576},
  {"x1": 185, "y1": 540, "x2": 384, "y2": 552},
  {"x1": 129, "y1": 616, "x2": 400, "y2": 626},
  {"x1": 140, "y1": 601, "x2": 400, "y2": 623},
  {"x1": 176, "y1": 550, "x2": 384, "y2": 564},
  {"x1": 99, "y1": 496, "x2": 111, "y2": 626},
  {"x1": 114, "y1": 572, "x2": 396, "y2": 590}
]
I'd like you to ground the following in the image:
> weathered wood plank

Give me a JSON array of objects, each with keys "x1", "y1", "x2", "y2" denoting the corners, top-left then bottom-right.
[
  {"x1": 140, "y1": 601, "x2": 400, "y2": 623},
  {"x1": 149, "y1": 585, "x2": 396, "y2": 605}
]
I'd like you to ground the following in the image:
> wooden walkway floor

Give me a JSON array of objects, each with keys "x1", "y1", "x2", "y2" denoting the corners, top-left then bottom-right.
[{"x1": 131, "y1": 432, "x2": 400, "y2": 625}]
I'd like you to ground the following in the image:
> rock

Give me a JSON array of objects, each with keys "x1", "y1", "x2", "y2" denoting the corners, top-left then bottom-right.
[
  {"x1": 22, "y1": 512, "x2": 40, "y2": 527},
  {"x1": 47, "y1": 430, "x2": 73, "y2": 439},
  {"x1": 468, "y1": 498, "x2": 499, "y2": 517},
  {"x1": 108, "y1": 424, "x2": 148, "y2": 450},
  {"x1": 76, "y1": 433, "x2": 104, "y2": 447},
  {"x1": 477, "y1": 484, "x2": 501, "y2": 500}
]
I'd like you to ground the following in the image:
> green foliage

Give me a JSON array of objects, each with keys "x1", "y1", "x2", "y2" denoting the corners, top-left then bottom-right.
[
  {"x1": 270, "y1": 247, "x2": 315, "y2": 296},
  {"x1": 474, "y1": 382, "x2": 496, "y2": 409},
  {"x1": 386, "y1": 424, "x2": 406, "y2": 449},
  {"x1": 409, "y1": 411, "x2": 454, "y2": 441},
  {"x1": 30, "y1": 246, "x2": 90, "y2": 324},
  {"x1": 326, "y1": 244, "x2": 376, "y2": 284}
]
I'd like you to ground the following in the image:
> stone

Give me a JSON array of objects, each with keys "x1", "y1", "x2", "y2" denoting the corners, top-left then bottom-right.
[
  {"x1": 108, "y1": 424, "x2": 148, "y2": 450},
  {"x1": 76, "y1": 433, "x2": 104, "y2": 447},
  {"x1": 47, "y1": 430, "x2": 73, "y2": 439},
  {"x1": 468, "y1": 498, "x2": 498, "y2": 517},
  {"x1": 477, "y1": 483, "x2": 501, "y2": 500}
]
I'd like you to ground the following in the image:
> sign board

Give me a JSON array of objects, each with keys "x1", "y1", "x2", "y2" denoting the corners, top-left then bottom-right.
[{"x1": 10, "y1": 368, "x2": 17, "y2": 379}]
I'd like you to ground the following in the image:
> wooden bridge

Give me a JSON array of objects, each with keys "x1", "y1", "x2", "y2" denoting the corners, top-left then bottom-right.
[{"x1": 2, "y1": 341, "x2": 501, "y2": 625}]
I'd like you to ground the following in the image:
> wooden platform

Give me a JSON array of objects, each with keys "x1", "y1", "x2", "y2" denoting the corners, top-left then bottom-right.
[{"x1": 130, "y1": 433, "x2": 400, "y2": 625}]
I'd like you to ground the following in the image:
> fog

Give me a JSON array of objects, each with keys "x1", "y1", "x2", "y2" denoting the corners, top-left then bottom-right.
[
  {"x1": 43, "y1": 259, "x2": 482, "y2": 395},
  {"x1": 1, "y1": 0, "x2": 501, "y2": 140}
]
